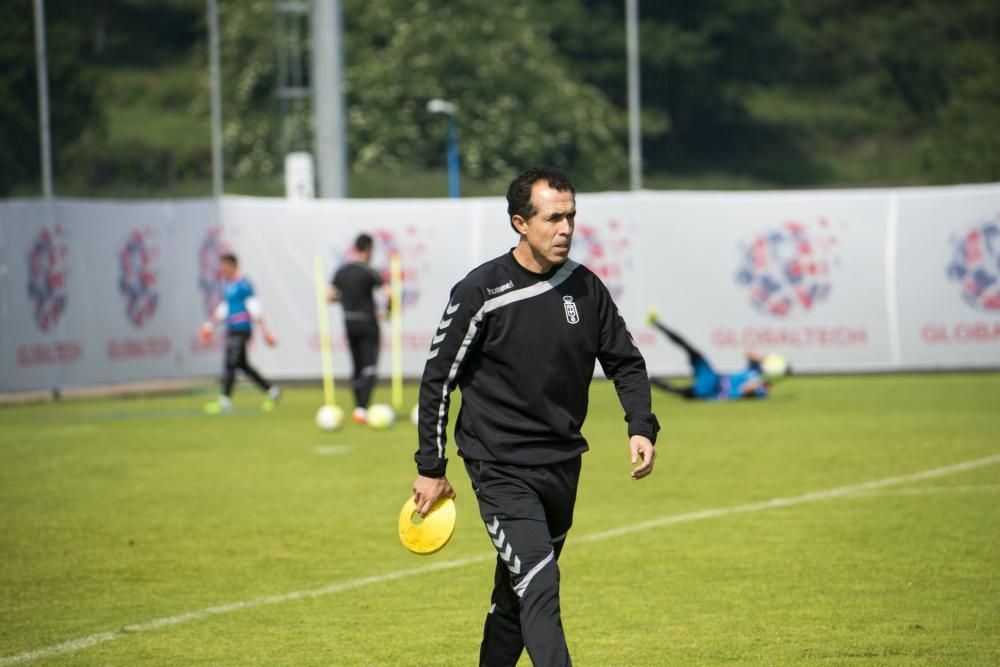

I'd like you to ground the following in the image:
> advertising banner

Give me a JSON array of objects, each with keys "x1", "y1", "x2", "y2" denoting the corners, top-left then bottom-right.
[
  {"x1": 633, "y1": 190, "x2": 893, "y2": 374},
  {"x1": 0, "y1": 199, "x2": 218, "y2": 391},
  {"x1": 2, "y1": 184, "x2": 998, "y2": 393},
  {"x1": 895, "y1": 185, "x2": 1000, "y2": 369},
  {"x1": 219, "y1": 197, "x2": 478, "y2": 380}
]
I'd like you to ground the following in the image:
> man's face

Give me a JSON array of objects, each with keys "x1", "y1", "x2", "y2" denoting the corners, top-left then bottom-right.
[{"x1": 514, "y1": 181, "x2": 576, "y2": 268}]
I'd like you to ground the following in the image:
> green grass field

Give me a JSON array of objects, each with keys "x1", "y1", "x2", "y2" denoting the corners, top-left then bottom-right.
[{"x1": 1, "y1": 374, "x2": 998, "y2": 666}]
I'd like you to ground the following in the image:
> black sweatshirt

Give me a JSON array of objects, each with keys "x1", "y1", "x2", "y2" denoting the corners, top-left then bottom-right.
[
  {"x1": 414, "y1": 251, "x2": 660, "y2": 478},
  {"x1": 332, "y1": 261, "x2": 383, "y2": 322}
]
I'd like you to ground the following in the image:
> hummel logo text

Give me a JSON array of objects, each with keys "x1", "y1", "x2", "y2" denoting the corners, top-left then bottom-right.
[{"x1": 487, "y1": 281, "x2": 514, "y2": 296}]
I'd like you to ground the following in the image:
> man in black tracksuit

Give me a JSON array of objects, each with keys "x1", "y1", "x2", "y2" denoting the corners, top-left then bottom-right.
[
  {"x1": 411, "y1": 166, "x2": 660, "y2": 667},
  {"x1": 329, "y1": 233, "x2": 387, "y2": 424}
]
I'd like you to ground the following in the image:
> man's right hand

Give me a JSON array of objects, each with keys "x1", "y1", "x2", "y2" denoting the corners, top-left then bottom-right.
[{"x1": 412, "y1": 475, "x2": 456, "y2": 517}]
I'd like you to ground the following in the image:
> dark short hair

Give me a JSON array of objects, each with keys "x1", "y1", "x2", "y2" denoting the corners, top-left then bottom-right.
[
  {"x1": 355, "y1": 233, "x2": 374, "y2": 253},
  {"x1": 220, "y1": 252, "x2": 238, "y2": 266},
  {"x1": 506, "y1": 166, "x2": 576, "y2": 232}
]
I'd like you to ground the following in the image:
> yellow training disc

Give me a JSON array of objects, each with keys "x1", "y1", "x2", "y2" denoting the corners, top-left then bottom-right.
[{"x1": 398, "y1": 496, "x2": 456, "y2": 555}]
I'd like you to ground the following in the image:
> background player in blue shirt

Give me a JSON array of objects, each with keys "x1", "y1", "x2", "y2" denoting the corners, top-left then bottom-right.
[
  {"x1": 646, "y1": 307, "x2": 784, "y2": 400},
  {"x1": 200, "y1": 253, "x2": 280, "y2": 413}
]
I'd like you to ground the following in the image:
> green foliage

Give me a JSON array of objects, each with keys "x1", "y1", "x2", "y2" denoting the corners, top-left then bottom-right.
[
  {"x1": 923, "y1": 1, "x2": 1000, "y2": 182},
  {"x1": 2, "y1": 0, "x2": 998, "y2": 196},
  {"x1": 211, "y1": 0, "x2": 282, "y2": 181},
  {"x1": 0, "y1": 0, "x2": 101, "y2": 196},
  {"x1": 58, "y1": 66, "x2": 212, "y2": 193},
  {"x1": 60, "y1": 137, "x2": 211, "y2": 192},
  {"x1": 0, "y1": 2, "x2": 38, "y2": 195},
  {"x1": 548, "y1": 0, "x2": 798, "y2": 173},
  {"x1": 214, "y1": 0, "x2": 627, "y2": 188},
  {"x1": 347, "y1": 0, "x2": 626, "y2": 185},
  {"x1": 1, "y1": 374, "x2": 999, "y2": 664},
  {"x1": 775, "y1": 0, "x2": 1000, "y2": 184},
  {"x1": 85, "y1": 0, "x2": 204, "y2": 66},
  {"x1": 928, "y1": 66, "x2": 1000, "y2": 181}
]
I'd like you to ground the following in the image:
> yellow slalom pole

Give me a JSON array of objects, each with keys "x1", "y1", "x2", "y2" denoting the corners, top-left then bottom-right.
[
  {"x1": 313, "y1": 254, "x2": 336, "y2": 407},
  {"x1": 390, "y1": 251, "x2": 403, "y2": 410}
]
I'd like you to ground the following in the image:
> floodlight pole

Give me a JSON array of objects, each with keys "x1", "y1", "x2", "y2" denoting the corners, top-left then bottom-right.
[
  {"x1": 32, "y1": 0, "x2": 53, "y2": 198},
  {"x1": 428, "y1": 99, "x2": 459, "y2": 198},
  {"x1": 626, "y1": 0, "x2": 642, "y2": 190},
  {"x1": 207, "y1": 0, "x2": 224, "y2": 196},
  {"x1": 311, "y1": 0, "x2": 348, "y2": 198},
  {"x1": 446, "y1": 115, "x2": 460, "y2": 198}
]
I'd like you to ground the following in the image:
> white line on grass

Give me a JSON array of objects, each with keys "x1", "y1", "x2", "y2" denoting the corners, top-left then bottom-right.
[
  {"x1": 850, "y1": 484, "x2": 1000, "y2": 497},
  {"x1": 3, "y1": 453, "x2": 998, "y2": 666},
  {"x1": 313, "y1": 445, "x2": 352, "y2": 455},
  {"x1": 575, "y1": 453, "x2": 1000, "y2": 544},
  {"x1": 0, "y1": 556, "x2": 494, "y2": 666}
]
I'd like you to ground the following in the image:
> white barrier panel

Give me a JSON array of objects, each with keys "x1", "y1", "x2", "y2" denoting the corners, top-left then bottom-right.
[
  {"x1": 219, "y1": 196, "x2": 481, "y2": 380},
  {"x1": 1, "y1": 185, "x2": 998, "y2": 392},
  {"x1": 895, "y1": 185, "x2": 1000, "y2": 369},
  {"x1": 631, "y1": 190, "x2": 896, "y2": 373},
  {"x1": 0, "y1": 199, "x2": 219, "y2": 392}
]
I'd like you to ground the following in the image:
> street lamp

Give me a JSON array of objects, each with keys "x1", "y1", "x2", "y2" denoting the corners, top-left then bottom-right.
[{"x1": 427, "y1": 98, "x2": 460, "y2": 198}]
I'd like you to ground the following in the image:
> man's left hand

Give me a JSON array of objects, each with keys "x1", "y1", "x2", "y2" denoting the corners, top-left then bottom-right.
[{"x1": 629, "y1": 435, "x2": 656, "y2": 480}]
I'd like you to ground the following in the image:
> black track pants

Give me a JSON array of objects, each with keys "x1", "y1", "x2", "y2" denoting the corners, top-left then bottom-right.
[
  {"x1": 222, "y1": 329, "x2": 271, "y2": 396},
  {"x1": 464, "y1": 457, "x2": 581, "y2": 667},
  {"x1": 345, "y1": 320, "x2": 379, "y2": 409}
]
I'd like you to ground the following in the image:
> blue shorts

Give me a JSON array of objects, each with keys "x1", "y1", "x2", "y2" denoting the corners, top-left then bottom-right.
[{"x1": 691, "y1": 358, "x2": 722, "y2": 399}]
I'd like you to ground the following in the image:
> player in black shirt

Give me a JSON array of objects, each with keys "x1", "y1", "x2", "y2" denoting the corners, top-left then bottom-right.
[
  {"x1": 329, "y1": 234, "x2": 387, "y2": 424},
  {"x1": 411, "y1": 167, "x2": 660, "y2": 666}
]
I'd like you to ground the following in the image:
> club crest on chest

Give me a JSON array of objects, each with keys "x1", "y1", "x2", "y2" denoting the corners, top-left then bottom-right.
[{"x1": 562, "y1": 295, "x2": 580, "y2": 325}]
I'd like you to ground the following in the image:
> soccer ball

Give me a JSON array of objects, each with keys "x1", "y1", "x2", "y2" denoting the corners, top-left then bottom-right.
[
  {"x1": 315, "y1": 405, "x2": 344, "y2": 431},
  {"x1": 410, "y1": 404, "x2": 420, "y2": 426},
  {"x1": 761, "y1": 353, "x2": 790, "y2": 381},
  {"x1": 367, "y1": 403, "x2": 395, "y2": 430}
]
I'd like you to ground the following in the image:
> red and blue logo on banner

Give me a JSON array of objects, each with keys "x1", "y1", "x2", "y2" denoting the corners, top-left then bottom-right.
[
  {"x1": 118, "y1": 228, "x2": 159, "y2": 327},
  {"x1": 575, "y1": 220, "x2": 629, "y2": 302},
  {"x1": 736, "y1": 220, "x2": 837, "y2": 318},
  {"x1": 947, "y1": 220, "x2": 1000, "y2": 311},
  {"x1": 335, "y1": 227, "x2": 428, "y2": 308},
  {"x1": 197, "y1": 226, "x2": 228, "y2": 317},
  {"x1": 27, "y1": 226, "x2": 68, "y2": 332}
]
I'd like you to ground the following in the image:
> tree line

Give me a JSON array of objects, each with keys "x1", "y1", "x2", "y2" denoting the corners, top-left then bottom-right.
[{"x1": 2, "y1": 0, "x2": 998, "y2": 196}]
